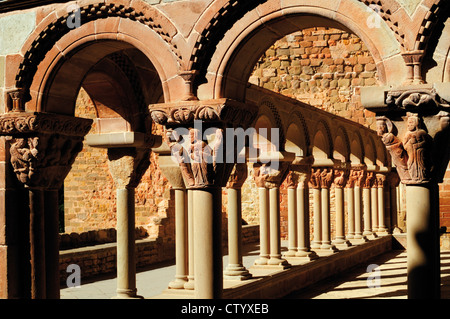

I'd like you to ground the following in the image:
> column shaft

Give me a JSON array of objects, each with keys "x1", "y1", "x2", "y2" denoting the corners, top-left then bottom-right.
[
  {"x1": 363, "y1": 187, "x2": 373, "y2": 237},
  {"x1": 224, "y1": 188, "x2": 251, "y2": 280},
  {"x1": 286, "y1": 188, "x2": 297, "y2": 257},
  {"x1": 378, "y1": 186, "x2": 387, "y2": 233},
  {"x1": 115, "y1": 188, "x2": 140, "y2": 298},
  {"x1": 169, "y1": 189, "x2": 188, "y2": 289},
  {"x1": 346, "y1": 187, "x2": 355, "y2": 239},
  {"x1": 311, "y1": 188, "x2": 322, "y2": 249},
  {"x1": 255, "y1": 188, "x2": 270, "y2": 265},
  {"x1": 371, "y1": 187, "x2": 379, "y2": 234},
  {"x1": 406, "y1": 184, "x2": 440, "y2": 299},
  {"x1": 354, "y1": 186, "x2": 365, "y2": 240},
  {"x1": 44, "y1": 189, "x2": 60, "y2": 299},
  {"x1": 29, "y1": 188, "x2": 46, "y2": 299},
  {"x1": 193, "y1": 188, "x2": 223, "y2": 299},
  {"x1": 185, "y1": 190, "x2": 195, "y2": 289},
  {"x1": 268, "y1": 187, "x2": 288, "y2": 266}
]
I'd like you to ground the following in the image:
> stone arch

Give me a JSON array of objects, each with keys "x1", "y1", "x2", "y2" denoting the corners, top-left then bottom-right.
[
  {"x1": 363, "y1": 133, "x2": 378, "y2": 166},
  {"x1": 285, "y1": 111, "x2": 310, "y2": 157},
  {"x1": 12, "y1": 1, "x2": 181, "y2": 112},
  {"x1": 312, "y1": 119, "x2": 333, "y2": 160},
  {"x1": 192, "y1": 0, "x2": 404, "y2": 101},
  {"x1": 253, "y1": 99, "x2": 283, "y2": 152},
  {"x1": 350, "y1": 131, "x2": 365, "y2": 165},
  {"x1": 333, "y1": 126, "x2": 351, "y2": 163}
]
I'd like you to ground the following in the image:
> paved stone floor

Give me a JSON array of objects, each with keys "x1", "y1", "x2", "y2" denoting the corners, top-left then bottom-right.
[{"x1": 60, "y1": 247, "x2": 450, "y2": 299}]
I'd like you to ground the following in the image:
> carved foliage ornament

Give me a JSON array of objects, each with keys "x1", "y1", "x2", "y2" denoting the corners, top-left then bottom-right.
[{"x1": 150, "y1": 99, "x2": 258, "y2": 128}]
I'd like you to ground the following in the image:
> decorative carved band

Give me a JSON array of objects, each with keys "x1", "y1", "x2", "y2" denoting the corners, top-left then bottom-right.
[
  {"x1": 385, "y1": 88, "x2": 449, "y2": 110},
  {"x1": 0, "y1": 112, "x2": 92, "y2": 137},
  {"x1": 0, "y1": 112, "x2": 93, "y2": 189},
  {"x1": 150, "y1": 99, "x2": 258, "y2": 128}
]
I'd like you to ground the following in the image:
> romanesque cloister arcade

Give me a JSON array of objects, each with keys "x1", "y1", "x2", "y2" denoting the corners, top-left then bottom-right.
[{"x1": 0, "y1": 0, "x2": 449, "y2": 300}]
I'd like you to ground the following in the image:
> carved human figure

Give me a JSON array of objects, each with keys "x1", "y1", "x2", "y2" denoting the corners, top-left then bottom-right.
[
  {"x1": 376, "y1": 117, "x2": 411, "y2": 182},
  {"x1": 403, "y1": 113, "x2": 432, "y2": 183}
]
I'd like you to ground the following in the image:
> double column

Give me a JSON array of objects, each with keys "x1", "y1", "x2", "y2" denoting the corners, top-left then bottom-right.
[
  {"x1": 0, "y1": 112, "x2": 92, "y2": 299},
  {"x1": 309, "y1": 162, "x2": 337, "y2": 253},
  {"x1": 224, "y1": 163, "x2": 251, "y2": 280},
  {"x1": 284, "y1": 160, "x2": 318, "y2": 261},
  {"x1": 150, "y1": 98, "x2": 258, "y2": 299},
  {"x1": 252, "y1": 153, "x2": 293, "y2": 269}
]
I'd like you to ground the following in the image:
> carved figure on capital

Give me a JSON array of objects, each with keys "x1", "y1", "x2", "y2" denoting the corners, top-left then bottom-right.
[
  {"x1": 375, "y1": 173, "x2": 387, "y2": 188},
  {"x1": 348, "y1": 169, "x2": 367, "y2": 188},
  {"x1": 333, "y1": 169, "x2": 349, "y2": 189},
  {"x1": 309, "y1": 167, "x2": 334, "y2": 189},
  {"x1": 286, "y1": 165, "x2": 312, "y2": 189},
  {"x1": 363, "y1": 171, "x2": 376, "y2": 189},
  {"x1": 403, "y1": 113, "x2": 433, "y2": 184},
  {"x1": 376, "y1": 117, "x2": 411, "y2": 183},
  {"x1": 226, "y1": 163, "x2": 248, "y2": 189},
  {"x1": 253, "y1": 161, "x2": 290, "y2": 189}
]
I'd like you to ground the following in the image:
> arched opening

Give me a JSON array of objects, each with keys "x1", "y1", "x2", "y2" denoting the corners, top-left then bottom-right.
[
  {"x1": 285, "y1": 122, "x2": 308, "y2": 158},
  {"x1": 35, "y1": 39, "x2": 170, "y2": 262}
]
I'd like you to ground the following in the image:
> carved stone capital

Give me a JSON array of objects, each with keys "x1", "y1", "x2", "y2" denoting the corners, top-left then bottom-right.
[
  {"x1": 363, "y1": 171, "x2": 376, "y2": 188},
  {"x1": 333, "y1": 169, "x2": 349, "y2": 188},
  {"x1": 375, "y1": 173, "x2": 387, "y2": 188},
  {"x1": 348, "y1": 169, "x2": 367, "y2": 188},
  {"x1": 0, "y1": 112, "x2": 92, "y2": 189},
  {"x1": 226, "y1": 163, "x2": 248, "y2": 189},
  {"x1": 309, "y1": 167, "x2": 334, "y2": 189},
  {"x1": 165, "y1": 126, "x2": 233, "y2": 189},
  {"x1": 287, "y1": 164, "x2": 312, "y2": 188},
  {"x1": 252, "y1": 161, "x2": 290, "y2": 189},
  {"x1": 107, "y1": 147, "x2": 150, "y2": 189}
]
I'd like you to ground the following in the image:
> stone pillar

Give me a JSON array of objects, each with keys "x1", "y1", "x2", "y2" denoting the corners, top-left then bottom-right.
[
  {"x1": 285, "y1": 170, "x2": 298, "y2": 258},
  {"x1": 351, "y1": 168, "x2": 368, "y2": 243},
  {"x1": 375, "y1": 112, "x2": 445, "y2": 299},
  {"x1": 363, "y1": 171, "x2": 375, "y2": 239},
  {"x1": 309, "y1": 170, "x2": 322, "y2": 250},
  {"x1": 345, "y1": 175, "x2": 355, "y2": 239},
  {"x1": 0, "y1": 112, "x2": 92, "y2": 299},
  {"x1": 310, "y1": 166, "x2": 337, "y2": 252},
  {"x1": 153, "y1": 143, "x2": 189, "y2": 289},
  {"x1": 332, "y1": 168, "x2": 351, "y2": 248},
  {"x1": 254, "y1": 185, "x2": 270, "y2": 266},
  {"x1": 185, "y1": 189, "x2": 195, "y2": 289},
  {"x1": 376, "y1": 173, "x2": 388, "y2": 234},
  {"x1": 387, "y1": 171, "x2": 402, "y2": 233},
  {"x1": 224, "y1": 163, "x2": 251, "y2": 280},
  {"x1": 108, "y1": 147, "x2": 150, "y2": 299},
  {"x1": 150, "y1": 98, "x2": 258, "y2": 299},
  {"x1": 252, "y1": 157, "x2": 292, "y2": 269},
  {"x1": 371, "y1": 176, "x2": 379, "y2": 234},
  {"x1": 293, "y1": 165, "x2": 318, "y2": 260}
]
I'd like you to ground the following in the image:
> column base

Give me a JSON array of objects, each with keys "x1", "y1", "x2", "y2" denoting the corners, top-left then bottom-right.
[
  {"x1": 268, "y1": 256, "x2": 291, "y2": 269},
  {"x1": 295, "y1": 249, "x2": 319, "y2": 260},
  {"x1": 284, "y1": 250, "x2": 298, "y2": 258},
  {"x1": 350, "y1": 236, "x2": 369, "y2": 244},
  {"x1": 311, "y1": 241, "x2": 322, "y2": 250},
  {"x1": 184, "y1": 279, "x2": 195, "y2": 290},
  {"x1": 113, "y1": 288, "x2": 143, "y2": 299},
  {"x1": 254, "y1": 256, "x2": 269, "y2": 266},
  {"x1": 332, "y1": 238, "x2": 352, "y2": 249},
  {"x1": 224, "y1": 265, "x2": 252, "y2": 281},
  {"x1": 319, "y1": 243, "x2": 338, "y2": 252},
  {"x1": 364, "y1": 231, "x2": 378, "y2": 239},
  {"x1": 168, "y1": 277, "x2": 188, "y2": 289}
]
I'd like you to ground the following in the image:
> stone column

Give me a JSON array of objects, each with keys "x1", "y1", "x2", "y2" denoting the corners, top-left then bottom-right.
[
  {"x1": 363, "y1": 171, "x2": 375, "y2": 239},
  {"x1": 310, "y1": 166, "x2": 337, "y2": 252},
  {"x1": 224, "y1": 163, "x2": 251, "y2": 280},
  {"x1": 387, "y1": 171, "x2": 402, "y2": 233},
  {"x1": 345, "y1": 175, "x2": 355, "y2": 239},
  {"x1": 309, "y1": 169, "x2": 322, "y2": 250},
  {"x1": 252, "y1": 157, "x2": 292, "y2": 269},
  {"x1": 284, "y1": 170, "x2": 298, "y2": 258},
  {"x1": 108, "y1": 147, "x2": 150, "y2": 299},
  {"x1": 295, "y1": 169, "x2": 318, "y2": 260},
  {"x1": 375, "y1": 113, "x2": 446, "y2": 299},
  {"x1": 376, "y1": 173, "x2": 388, "y2": 234},
  {"x1": 0, "y1": 112, "x2": 92, "y2": 299},
  {"x1": 332, "y1": 168, "x2": 352, "y2": 248},
  {"x1": 150, "y1": 98, "x2": 258, "y2": 299},
  {"x1": 254, "y1": 185, "x2": 270, "y2": 266},
  {"x1": 185, "y1": 189, "x2": 195, "y2": 289},
  {"x1": 153, "y1": 143, "x2": 189, "y2": 289},
  {"x1": 351, "y1": 168, "x2": 369, "y2": 243}
]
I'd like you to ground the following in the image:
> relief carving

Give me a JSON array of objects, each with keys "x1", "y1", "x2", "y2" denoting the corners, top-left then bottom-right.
[
  {"x1": 333, "y1": 169, "x2": 349, "y2": 189},
  {"x1": 363, "y1": 171, "x2": 375, "y2": 188},
  {"x1": 107, "y1": 147, "x2": 150, "y2": 189},
  {"x1": 253, "y1": 161, "x2": 290, "y2": 189},
  {"x1": 226, "y1": 163, "x2": 248, "y2": 189},
  {"x1": 309, "y1": 168, "x2": 334, "y2": 189}
]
